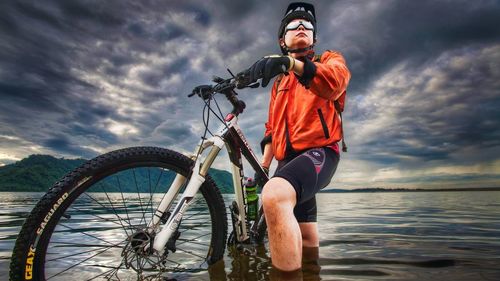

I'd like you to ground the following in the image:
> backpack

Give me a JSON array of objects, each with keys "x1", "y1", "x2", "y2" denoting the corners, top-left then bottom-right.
[{"x1": 275, "y1": 53, "x2": 348, "y2": 152}]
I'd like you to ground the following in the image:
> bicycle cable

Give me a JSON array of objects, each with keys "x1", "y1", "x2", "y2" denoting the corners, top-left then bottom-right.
[
  {"x1": 203, "y1": 85, "x2": 231, "y2": 135},
  {"x1": 202, "y1": 96, "x2": 216, "y2": 137},
  {"x1": 194, "y1": 97, "x2": 211, "y2": 162},
  {"x1": 212, "y1": 95, "x2": 230, "y2": 130},
  {"x1": 194, "y1": 81, "x2": 234, "y2": 162},
  {"x1": 212, "y1": 96, "x2": 226, "y2": 123}
]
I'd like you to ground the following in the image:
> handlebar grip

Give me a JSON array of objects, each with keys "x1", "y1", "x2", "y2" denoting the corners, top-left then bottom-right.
[{"x1": 190, "y1": 85, "x2": 214, "y2": 100}]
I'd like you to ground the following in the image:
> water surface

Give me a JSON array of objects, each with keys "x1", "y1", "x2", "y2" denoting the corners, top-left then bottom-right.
[{"x1": 1, "y1": 191, "x2": 499, "y2": 280}]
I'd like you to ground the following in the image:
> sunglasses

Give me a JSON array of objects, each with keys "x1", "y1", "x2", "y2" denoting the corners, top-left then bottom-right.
[{"x1": 285, "y1": 20, "x2": 314, "y2": 32}]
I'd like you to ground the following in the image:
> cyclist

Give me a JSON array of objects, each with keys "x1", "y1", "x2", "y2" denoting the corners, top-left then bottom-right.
[{"x1": 240, "y1": 2, "x2": 351, "y2": 271}]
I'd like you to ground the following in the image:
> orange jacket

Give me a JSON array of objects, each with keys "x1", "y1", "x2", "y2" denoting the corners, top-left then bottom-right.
[{"x1": 264, "y1": 50, "x2": 351, "y2": 161}]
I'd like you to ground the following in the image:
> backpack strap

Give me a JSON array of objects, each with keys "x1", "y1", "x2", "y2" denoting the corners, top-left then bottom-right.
[{"x1": 334, "y1": 100, "x2": 347, "y2": 152}]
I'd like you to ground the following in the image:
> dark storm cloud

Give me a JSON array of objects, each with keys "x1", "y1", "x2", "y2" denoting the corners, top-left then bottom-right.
[
  {"x1": 349, "y1": 44, "x2": 500, "y2": 171},
  {"x1": 327, "y1": 0, "x2": 500, "y2": 94},
  {"x1": 43, "y1": 136, "x2": 97, "y2": 159},
  {"x1": 1, "y1": 0, "x2": 499, "y2": 187},
  {"x1": 137, "y1": 57, "x2": 190, "y2": 89},
  {"x1": 0, "y1": 1, "x2": 190, "y2": 160}
]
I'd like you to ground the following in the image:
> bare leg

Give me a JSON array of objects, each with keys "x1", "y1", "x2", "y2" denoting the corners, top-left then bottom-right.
[
  {"x1": 262, "y1": 177, "x2": 302, "y2": 271},
  {"x1": 302, "y1": 246, "x2": 321, "y2": 281},
  {"x1": 299, "y1": 222, "x2": 319, "y2": 247}
]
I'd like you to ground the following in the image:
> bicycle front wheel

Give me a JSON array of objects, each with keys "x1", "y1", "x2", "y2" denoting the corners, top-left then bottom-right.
[{"x1": 10, "y1": 146, "x2": 227, "y2": 281}]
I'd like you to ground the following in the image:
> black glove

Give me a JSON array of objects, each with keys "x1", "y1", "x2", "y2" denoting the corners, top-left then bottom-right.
[
  {"x1": 240, "y1": 55, "x2": 294, "y2": 87},
  {"x1": 254, "y1": 166, "x2": 269, "y2": 187}
]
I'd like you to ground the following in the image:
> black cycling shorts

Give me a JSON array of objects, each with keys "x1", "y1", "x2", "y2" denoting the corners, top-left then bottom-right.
[{"x1": 272, "y1": 147, "x2": 339, "y2": 222}]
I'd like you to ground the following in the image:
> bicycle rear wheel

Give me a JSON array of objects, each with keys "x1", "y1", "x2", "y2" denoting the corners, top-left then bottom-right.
[{"x1": 10, "y1": 147, "x2": 227, "y2": 281}]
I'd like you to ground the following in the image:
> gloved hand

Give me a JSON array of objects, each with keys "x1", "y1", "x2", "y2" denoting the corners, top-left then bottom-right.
[
  {"x1": 254, "y1": 166, "x2": 270, "y2": 187},
  {"x1": 239, "y1": 55, "x2": 294, "y2": 87}
]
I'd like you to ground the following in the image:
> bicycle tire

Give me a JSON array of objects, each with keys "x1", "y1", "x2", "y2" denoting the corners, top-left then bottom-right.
[{"x1": 10, "y1": 146, "x2": 227, "y2": 281}]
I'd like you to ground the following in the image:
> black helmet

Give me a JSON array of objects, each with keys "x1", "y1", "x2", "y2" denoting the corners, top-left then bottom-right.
[{"x1": 278, "y1": 2, "x2": 317, "y2": 54}]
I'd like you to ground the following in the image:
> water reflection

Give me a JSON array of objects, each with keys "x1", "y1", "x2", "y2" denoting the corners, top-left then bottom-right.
[{"x1": 208, "y1": 245, "x2": 322, "y2": 281}]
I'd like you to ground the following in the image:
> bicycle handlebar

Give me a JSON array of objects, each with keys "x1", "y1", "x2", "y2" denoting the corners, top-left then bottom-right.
[{"x1": 188, "y1": 72, "x2": 259, "y2": 116}]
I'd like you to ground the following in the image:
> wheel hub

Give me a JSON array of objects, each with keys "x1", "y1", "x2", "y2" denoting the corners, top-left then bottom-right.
[
  {"x1": 123, "y1": 229, "x2": 167, "y2": 273},
  {"x1": 130, "y1": 230, "x2": 152, "y2": 255}
]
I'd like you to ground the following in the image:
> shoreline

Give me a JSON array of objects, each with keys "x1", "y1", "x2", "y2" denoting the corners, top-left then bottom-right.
[{"x1": 320, "y1": 187, "x2": 500, "y2": 193}]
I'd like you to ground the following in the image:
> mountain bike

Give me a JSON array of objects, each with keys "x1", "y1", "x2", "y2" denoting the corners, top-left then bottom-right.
[{"x1": 10, "y1": 71, "x2": 270, "y2": 280}]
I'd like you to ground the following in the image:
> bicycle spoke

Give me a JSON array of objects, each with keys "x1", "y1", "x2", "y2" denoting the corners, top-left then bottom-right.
[
  {"x1": 147, "y1": 167, "x2": 153, "y2": 224},
  {"x1": 57, "y1": 223, "x2": 118, "y2": 247},
  {"x1": 46, "y1": 239, "x2": 127, "y2": 262},
  {"x1": 143, "y1": 168, "x2": 166, "y2": 226},
  {"x1": 49, "y1": 241, "x2": 123, "y2": 247},
  {"x1": 173, "y1": 247, "x2": 207, "y2": 260},
  {"x1": 176, "y1": 232, "x2": 211, "y2": 247},
  {"x1": 46, "y1": 238, "x2": 124, "y2": 280},
  {"x1": 116, "y1": 176, "x2": 133, "y2": 229},
  {"x1": 85, "y1": 265, "x2": 121, "y2": 281},
  {"x1": 164, "y1": 258, "x2": 182, "y2": 267},
  {"x1": 69, "y1": 205, "x2": 129, "y2": 229},
  {"x1": 132, "y1": 169, "x2": 148, "y2": 227},
  {"x1": 182, "y1": 209, "x2": 205, "y2": 221},
  {"x1": 96, "y1": 183, "x2": 132, "y2": 235},
  {"x1": 84, "y1": 187, "x2": 133, "y2": 235},
  {"x1": 179, "y1": 223, "x2": 210, "y2": 234}
]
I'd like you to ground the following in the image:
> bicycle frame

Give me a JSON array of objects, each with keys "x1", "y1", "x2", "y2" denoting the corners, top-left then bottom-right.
[{"x1": 151, "y1": 111, "x2": 268, "y2": 252}]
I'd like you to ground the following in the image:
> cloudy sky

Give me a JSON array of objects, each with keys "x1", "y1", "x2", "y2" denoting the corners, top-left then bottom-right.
[{"x1": 1, "y1": 0, "x2": 499, "y2": 189}]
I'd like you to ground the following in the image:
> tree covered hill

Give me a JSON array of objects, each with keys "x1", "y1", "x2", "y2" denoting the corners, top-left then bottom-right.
[{"x1": 0, "y1": 154, "x2": 235, "y2": 193}]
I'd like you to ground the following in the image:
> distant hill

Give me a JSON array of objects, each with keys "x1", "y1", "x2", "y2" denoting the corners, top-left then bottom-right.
[{"x1": 0, "y1": 154, "x2": 235, "y2": 193}]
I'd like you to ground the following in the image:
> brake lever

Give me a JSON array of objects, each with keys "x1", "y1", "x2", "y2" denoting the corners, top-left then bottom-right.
[
  {"x1": 212, "y1": 75, "x2": 225, "y2": 83},
  {"x1": 189, "y1": 85, "x2": 214, "y2": 99}
]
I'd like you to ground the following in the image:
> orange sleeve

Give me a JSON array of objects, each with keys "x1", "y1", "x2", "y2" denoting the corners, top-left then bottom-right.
[{"x1": 309, "y1": 51, "x2": 351, "y2": 101}]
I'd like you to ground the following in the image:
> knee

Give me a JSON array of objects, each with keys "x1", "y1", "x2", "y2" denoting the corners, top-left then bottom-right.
[{"x1": 261, "y1": 177, "x2": 296, "y2": 212}]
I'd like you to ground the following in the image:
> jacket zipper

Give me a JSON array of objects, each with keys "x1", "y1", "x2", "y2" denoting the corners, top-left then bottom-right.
[
  {"x1": 284, "y1": 115, "x2": 295, "y2": 157},
  {"x1": 317, "y1": 108, "x2": 330, "y2": 139}
]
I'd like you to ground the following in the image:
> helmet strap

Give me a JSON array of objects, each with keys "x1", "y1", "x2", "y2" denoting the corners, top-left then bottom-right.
[
  {"x1": 286, "y1": 45, "x2": 314, "y2": 53},
  {"x1": 282, "y1": 43, "x2": 315, "y2": 58}
]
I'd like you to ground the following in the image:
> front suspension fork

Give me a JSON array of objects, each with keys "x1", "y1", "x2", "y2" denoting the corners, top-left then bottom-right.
[{"x1": 151, "y1": 137, "x2": 224, "y2": 253}]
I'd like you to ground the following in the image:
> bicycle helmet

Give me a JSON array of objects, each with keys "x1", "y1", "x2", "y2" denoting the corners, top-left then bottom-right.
[{"x1": 278, "y1": 2, "x2": 317, "y2": 54}]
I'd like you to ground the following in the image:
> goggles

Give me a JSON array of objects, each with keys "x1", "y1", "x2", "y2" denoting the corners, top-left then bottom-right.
[{"x1": 285, "y1": 20, "x2": 314, "y2": 32}]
